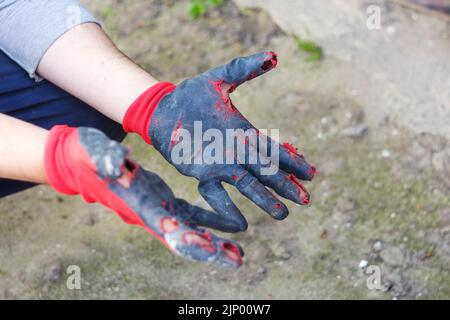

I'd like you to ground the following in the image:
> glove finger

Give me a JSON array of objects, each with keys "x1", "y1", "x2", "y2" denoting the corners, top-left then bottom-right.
[
  {"x1": 108, "y1": 166, "x2": 243, "y2": 268},
  {"x1": 208, "y1": 52, "x2": 278, "y2": 87},
  {"x1": 260, "y1": 134, "x2": 317, "y2": 181},
  {"x1": 280, "y1": 142, "x2": 317, "y2": 180},
  {"x1": 78, "y1": 127, "x2": 129, "y2": 179},
  {"x1": 138, "y1": 207, "x2": 243, "y2": 268},
  {"x1": 165, "y1": 226, "x2": 244, "y2": 268},
  {"x1": 227, "y1": 167, "x2": 289, "y2": 221},
  {"x1": 198, "y1": 179, "x2": 248, "y2": 232},
  {"x1": 176, "y1": 199, "x2": 243, "y2": 233},
  {"x1": 243, "y1": 161, "x2": 311, "y2": 206}
]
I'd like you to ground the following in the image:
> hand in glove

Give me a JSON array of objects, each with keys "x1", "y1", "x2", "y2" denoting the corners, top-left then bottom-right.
[
  {"x1": 44, "y1": 125, "x2": 244, "y2": 268},
  {"x1": 123, "y1": 52, "x2": 316, "y2": 232}
]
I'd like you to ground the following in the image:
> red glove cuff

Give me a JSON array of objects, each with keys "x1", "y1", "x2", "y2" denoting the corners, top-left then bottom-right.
[
  {"x1": 123, "y1": 82, "x2": 176, "y2": 144},
  {"x1": 45, "y1": 125, "x2": 100, "y2": 204},
  {"x1": 44, "y1": 125, "x2": 148, "y2": 227},
  {"x1": 44, "y1": 125, "x2": 81, "y2": 195}
]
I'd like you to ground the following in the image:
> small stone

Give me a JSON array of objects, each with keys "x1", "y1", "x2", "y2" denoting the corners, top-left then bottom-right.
[
  {"x1": 380, "y1": 247, "x2": 405, "y2": 267},
  {"x1": 341, "y1": 124, "x2": 368, "y2": 138},
  {"x1": 372, "y1": 240, "x2": 385, "y2": 253},
  {"x1": 381, "y1": 150, "x2": 391, "y2": 158},
  {"x1": 359, "y1": 260, "x2": 368, "y2": 269}
]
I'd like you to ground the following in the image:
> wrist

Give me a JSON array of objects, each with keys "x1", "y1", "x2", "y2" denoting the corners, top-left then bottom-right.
[{"x1": 122, "y1": 82, "x2": 176, "y2": 144}]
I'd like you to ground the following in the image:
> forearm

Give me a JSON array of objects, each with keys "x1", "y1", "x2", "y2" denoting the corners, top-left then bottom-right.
[
  {"x1": 0, "y1": 114, "x2": 48, "y2": 184},
  {"x1": 37, "y1": 23, "x2": 158, "y2": 124}
]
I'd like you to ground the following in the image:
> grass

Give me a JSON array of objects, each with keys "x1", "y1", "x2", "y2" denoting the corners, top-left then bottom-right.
[
  {"x1": 293, "y1": 34, "x2": 323, "y2": 62},
  {"x1": 189, "y1": 0, "x2": 224, "y2": 19}
]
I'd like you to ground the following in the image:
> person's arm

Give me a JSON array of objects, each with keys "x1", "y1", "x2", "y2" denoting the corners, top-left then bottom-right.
[
  {"x1": 37, "y1": 23, "x2": 158, "y2": 123},
  {"x1": 0, "y1": 113, "x2": 48, "y2": 184},
  {"x1": 0, "y1": 0, "x2": 157, "y2": 123},
  {"x1": 0, "y1": 114, "x2": 243, "y2": 267}
]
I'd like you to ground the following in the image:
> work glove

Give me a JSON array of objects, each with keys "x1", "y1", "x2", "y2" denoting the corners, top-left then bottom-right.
[
  {"x1": 123, "y1": 52, "x2": 316, "y2": 232},
  {"x1": 44, "y1": 125, "x2": 244, "y2": 268}
]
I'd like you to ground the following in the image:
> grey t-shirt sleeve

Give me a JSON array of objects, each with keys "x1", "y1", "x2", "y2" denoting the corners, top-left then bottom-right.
[{"x1": 0, "y1": 0, "x2": 100, "y2": 79}]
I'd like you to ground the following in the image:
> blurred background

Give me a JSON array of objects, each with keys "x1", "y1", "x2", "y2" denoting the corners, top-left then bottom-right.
[{"x1": 0, "y1": 0, "x2": 449, "y2": 299}]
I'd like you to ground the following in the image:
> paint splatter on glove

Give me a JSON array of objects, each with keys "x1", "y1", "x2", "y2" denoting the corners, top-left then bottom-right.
[
  {"x1": 44, "y1": 125, "x2": 244, "y2": 268},
  {"x1": 123, "y1": 52, "x2": 316, "y2": 232}
]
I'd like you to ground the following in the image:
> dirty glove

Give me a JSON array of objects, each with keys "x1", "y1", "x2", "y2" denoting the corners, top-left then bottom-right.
[
  {"x1": 44, "y1": 125, "x2": 244, "y2": 268},
  {"x1": 123, "y1": 52, "x2": 316, "y2": 232}
]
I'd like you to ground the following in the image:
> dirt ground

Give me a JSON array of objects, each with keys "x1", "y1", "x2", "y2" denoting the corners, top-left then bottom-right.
[{"x1": 0, "y1": 0, "x2": 449, "y2": 299}]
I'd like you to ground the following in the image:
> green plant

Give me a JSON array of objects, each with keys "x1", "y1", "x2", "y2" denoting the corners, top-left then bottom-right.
[
  {"x1": 189, "y1": 0, "x2": 224, "y2": 19},
  {"x1": 293, "y1": 34, "x2": 323, "y2": 62}
]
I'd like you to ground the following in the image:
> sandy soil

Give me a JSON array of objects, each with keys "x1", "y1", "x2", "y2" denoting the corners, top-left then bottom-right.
[{"x1": 0, "y1": 0, "x2": 449, "y2": 299}]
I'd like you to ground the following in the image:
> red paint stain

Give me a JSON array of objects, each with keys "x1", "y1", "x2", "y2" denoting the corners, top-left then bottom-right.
[
  {"x1": 118, "y1": 160, "x2": 138, "y2": 188},
  {"x1": 287, "y1": 174, "x2": 310, "y2": 205},
  {"x1": 210, "y1": 80, "x2": 229, "y2": 103},
  {"x1": 232, "y1": 175, "x2": 239, "y2": 182},
  {"x1": 261, "y1": 51, "x2": 278, "y2": 71},
  {"x1": 308, "y1": 166, "x2": 319, "y2": 177},
  {"x1": 247, "y1": 71, "x2": 258, "y2": 81},
  {"x1": 160, "y1": 217, "x2": 180, "y2": 234},
  {"x1": 210, "y1": 80, "x2": 241, "y2": 121},
  {"x1": 228, "y1": 82, "x2": 237, "y2": 94},
  {"x1": 282, "y1": 142, "x2": 305, "y2": 159},
  {"x1": 170, "y1": 121, "x2": 183, "y2": 146},
  {"x1": 183, "y1": 231, "x2": 216, "y2": 253},
  {"x1": 273, "y1": 203, "x2": 282, "y2": 209},
  {"x1": 222, "y1": 242, "x2": 243, "y2": 266}
]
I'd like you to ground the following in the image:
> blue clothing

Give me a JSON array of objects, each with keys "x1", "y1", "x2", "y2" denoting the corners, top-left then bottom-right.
[{"x1": 0, "y1": 50, "x2": 126, "y2": 198}]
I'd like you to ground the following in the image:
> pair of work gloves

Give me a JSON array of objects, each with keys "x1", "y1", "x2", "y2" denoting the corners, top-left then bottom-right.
[{"x1": 45, "y1": 52, "x2": 316, "y2": 268}]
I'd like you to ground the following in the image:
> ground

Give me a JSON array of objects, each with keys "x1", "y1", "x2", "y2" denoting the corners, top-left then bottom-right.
[{"x1": 0, "y1": 0, "x2": 449, "y2": 299}]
